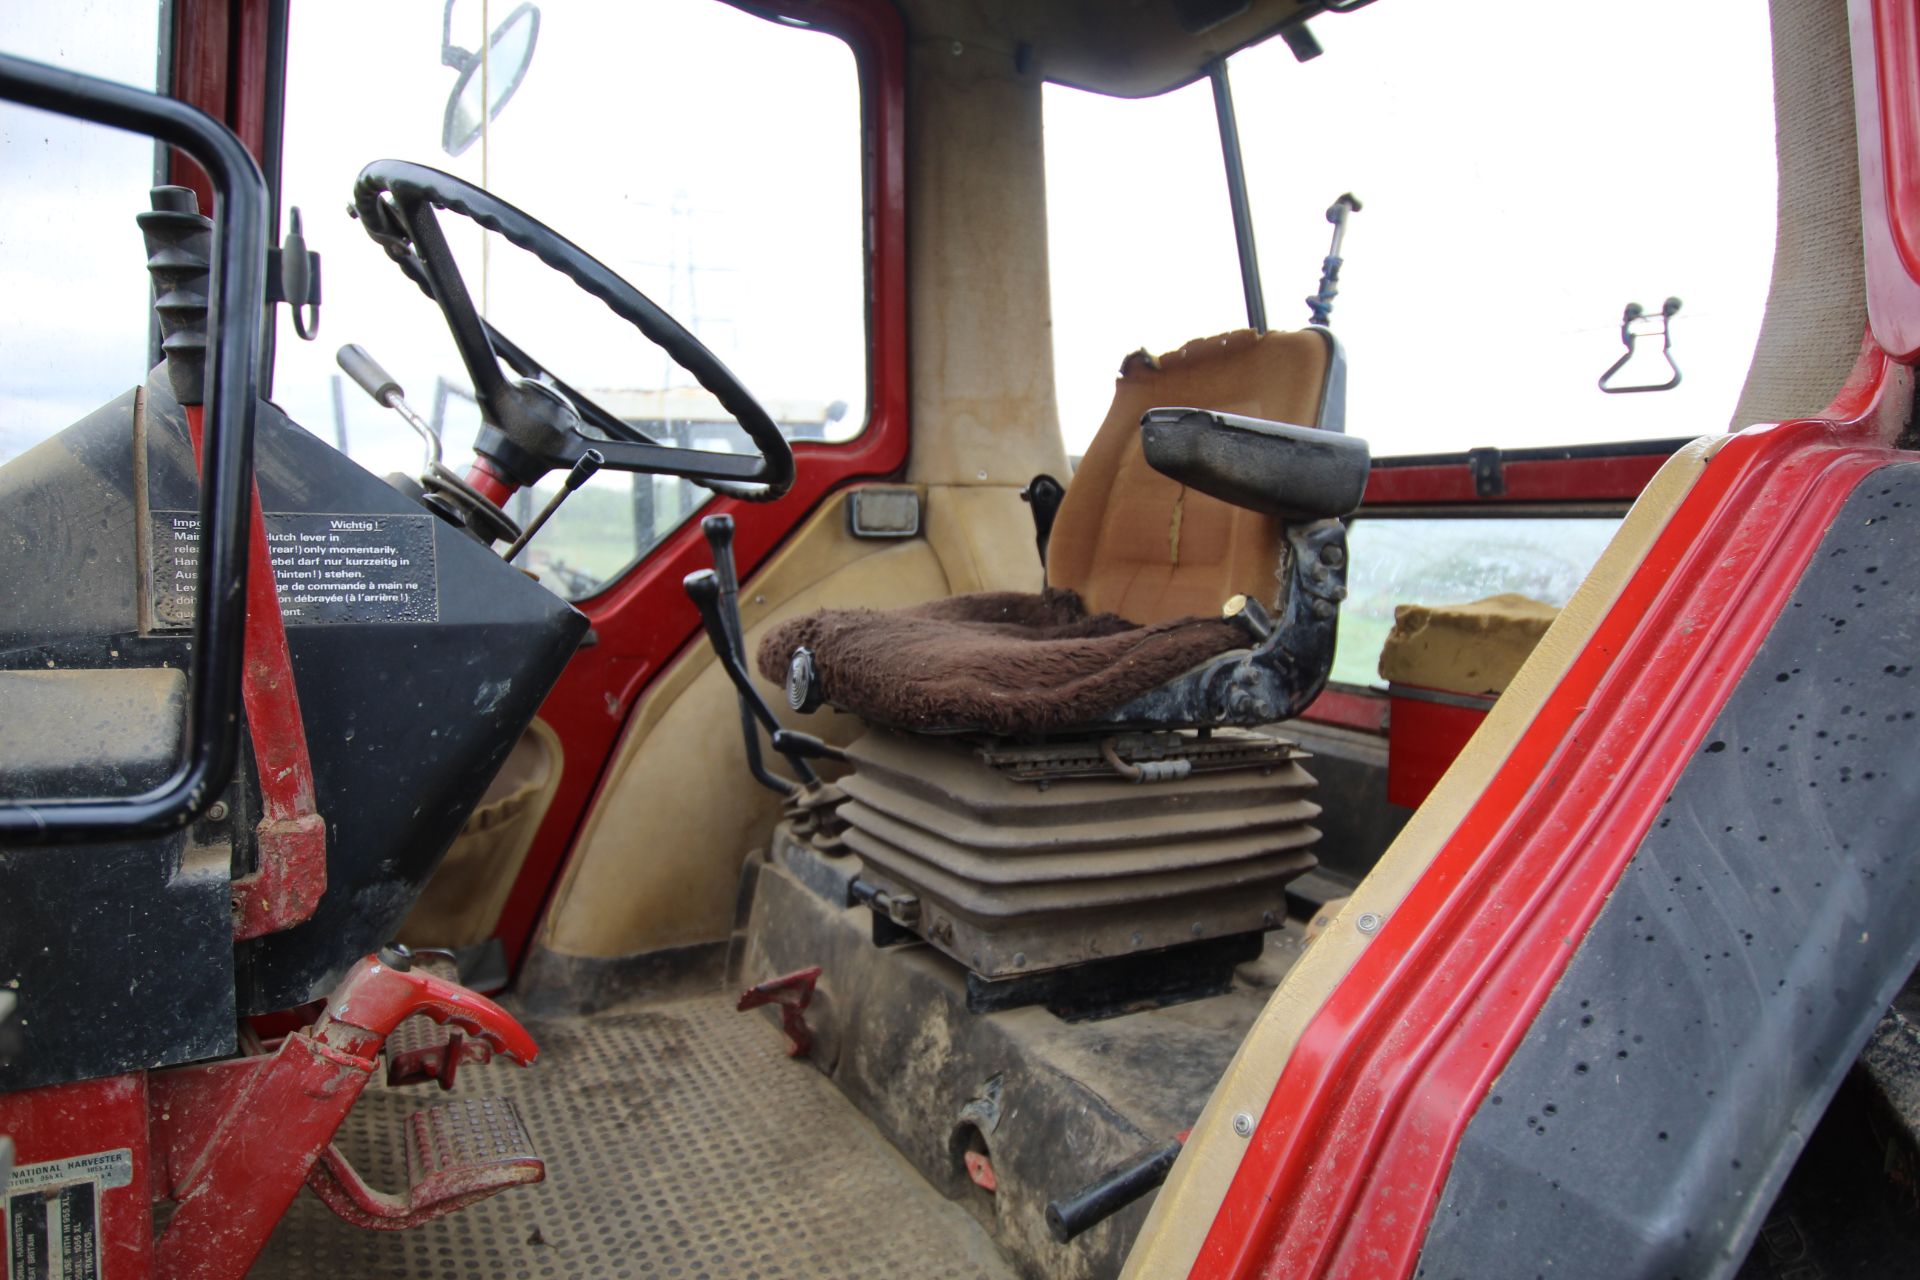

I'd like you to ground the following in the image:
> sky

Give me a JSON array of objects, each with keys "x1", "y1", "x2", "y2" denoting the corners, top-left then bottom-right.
[
  {"x1": 1, "y1": 0, "x2": 1779, "y2": 473},
  {"x1": 0, "y1": 0, "x2": 166, "y2": 461}
]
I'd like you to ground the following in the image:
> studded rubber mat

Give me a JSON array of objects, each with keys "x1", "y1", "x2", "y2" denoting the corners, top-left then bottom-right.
[{"x1": 256, "y1": 995, "x2": 1016, "y2": 1279}]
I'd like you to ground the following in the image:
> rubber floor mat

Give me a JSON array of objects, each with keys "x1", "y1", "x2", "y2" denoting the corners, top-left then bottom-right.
[{"x1": 256, "y1": 995, "x2": 1017, "y2": 1279}]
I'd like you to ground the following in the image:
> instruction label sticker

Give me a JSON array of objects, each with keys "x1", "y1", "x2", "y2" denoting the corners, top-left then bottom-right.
[
  {"x1": 151, "y1": 510, "x2": 439, "y2": 629},
  {"x1": 4, "y1": 1148, "x2": 125, "y2": 1280}
]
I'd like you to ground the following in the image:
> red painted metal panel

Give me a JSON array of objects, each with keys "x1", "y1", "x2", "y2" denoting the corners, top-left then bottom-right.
[
  {"x1": 1362, "y1": 451, "x2": 1670, "y2": 507},
  {"x1": 1856, "y1": 0, "x2": 1920, "y2": 362},
  {"x1": 1190, "y1": 342, "x2": 1907, "y2": 1278},
  {"x1": 169, "y1": 0, "x2": 273, "y2": 206},
  {"x1": 1298, "y1": 687, "x2": 1388, "y2": 735},
  {"x1": 492, "y1": 0, "x2": 910, "y2": 970},
  {"x1": 0, "y1": 1072, "x2": 154, "y2": 1278},
  {"x1": 1383, "y1": 688, "x2": 1491, "y2": 809}
]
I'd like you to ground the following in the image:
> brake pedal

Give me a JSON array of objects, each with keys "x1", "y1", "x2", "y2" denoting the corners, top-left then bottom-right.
[{"x1": 308, "y1": 1096, "x2": 545, "y2": 1229}]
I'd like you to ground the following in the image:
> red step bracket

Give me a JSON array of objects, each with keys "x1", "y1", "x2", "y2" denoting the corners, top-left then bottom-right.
[
  {"x1": 737, "y1": 966, "x2": 824, "y2": 1057},
  {"x1": 142, "y1": 954, "x2": 539, "y2": 1278}
]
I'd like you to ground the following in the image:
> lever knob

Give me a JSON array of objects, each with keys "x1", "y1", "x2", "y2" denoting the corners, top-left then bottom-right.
[{"x1": 786, "y1": 647, "x2": 822, "y2": 713}]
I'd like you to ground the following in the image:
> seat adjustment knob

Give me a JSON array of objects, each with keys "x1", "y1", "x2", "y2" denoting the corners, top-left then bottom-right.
[{"x1": 787, "y1": 647, "x2": 823, "y2": 713}]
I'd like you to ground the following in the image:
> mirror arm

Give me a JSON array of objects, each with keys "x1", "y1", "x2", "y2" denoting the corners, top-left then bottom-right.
[{"x1": 440, "y1": 0, "x2": 474, "y2": 71}]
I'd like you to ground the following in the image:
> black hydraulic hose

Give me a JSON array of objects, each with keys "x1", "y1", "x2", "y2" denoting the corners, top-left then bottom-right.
[{"x1": 0, "y1": 54, "x2": 267, "y2": 842}]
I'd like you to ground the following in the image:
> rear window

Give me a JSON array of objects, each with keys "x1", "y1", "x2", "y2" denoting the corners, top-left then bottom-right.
[
  {"x1": 1332, "y1": 515, "x2": 1621, "y2": 688},
  {"x1": 1046, "y1": 0, "x2": 1777, "y2": 459}
]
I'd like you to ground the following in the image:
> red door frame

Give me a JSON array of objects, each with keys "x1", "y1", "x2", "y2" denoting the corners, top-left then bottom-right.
[{"x1": 168, "y1": 0, "x2": 275, "y2": 206}]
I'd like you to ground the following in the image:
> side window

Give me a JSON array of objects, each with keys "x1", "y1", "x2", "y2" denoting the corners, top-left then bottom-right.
[
  {"x1": 0, "y1": 3, "x2": 164, "y2": 466},
  {"x1": 1331, "y1": 516, "x2": 1621, "y2": 688},
  {"x1": 274, "y1": 0, "x2": 867, "y2": 600}
]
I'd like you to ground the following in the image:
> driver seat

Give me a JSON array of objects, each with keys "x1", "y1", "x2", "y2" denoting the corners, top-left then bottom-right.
[{"x1": 756, "y1": 326, "x2": 1369, "y2": 737}]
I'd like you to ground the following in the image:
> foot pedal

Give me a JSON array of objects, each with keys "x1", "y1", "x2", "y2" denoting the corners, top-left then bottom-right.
[
  {"x1": 308, "y1": 1096, "x2": 545, "y2": 1229},
  {"x1": 409, "y1": 1097, "x2": 543, "y2": 1208},
  {"x1": 386, "y1": 954, "x2": 494, "y2": 1087}
]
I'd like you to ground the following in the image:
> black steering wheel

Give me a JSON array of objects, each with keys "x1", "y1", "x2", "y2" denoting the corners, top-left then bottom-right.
[{"x1": 350, "y1": 159, "x2": 794, "y2": 502}]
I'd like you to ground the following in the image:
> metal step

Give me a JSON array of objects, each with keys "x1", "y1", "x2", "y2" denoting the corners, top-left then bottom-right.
[
  {"x1": 407, "y1": 1097, "x2": 544, "y2": 1209},
  {"x1": 307, "y1": 1095, "x2": 545, "y2": 1230}
]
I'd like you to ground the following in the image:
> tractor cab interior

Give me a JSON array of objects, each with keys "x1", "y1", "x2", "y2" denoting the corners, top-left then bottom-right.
[{"x1": 3, "y1": 1, "x2": 1909, "y2": 1278}]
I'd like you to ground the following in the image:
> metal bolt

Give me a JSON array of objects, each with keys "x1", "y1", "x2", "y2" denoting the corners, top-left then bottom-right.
[
  {"x1": 206, "y1": 801, "x2": 229, "y2": 822},
  {"x1": 1012, "y1": 952, "x2": 1027, "y2": 969},
  {"x1": 1356, "y1": 912, "x2": 1383, "y2": 935},
  {"x1": 1232, "y1": 1112, "x2": 1254, "y2": 1137},
  {"x1": 1319, "y1": 543, "x2": 1345, "y2": 568},
  {"x1": 1191, "y1": 922, "x2": 1204, "y2": 937},
  {"x1": 951, "y1": 39, "x2": 965, "y2": 55}
]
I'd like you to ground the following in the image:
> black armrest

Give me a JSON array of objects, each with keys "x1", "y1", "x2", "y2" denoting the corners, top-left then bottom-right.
[{"x1": 1139, "y1": 407, "x2": 1370, "y2": 521}]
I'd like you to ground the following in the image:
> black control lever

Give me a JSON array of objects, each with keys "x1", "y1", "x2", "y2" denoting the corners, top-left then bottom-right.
[
  {"x1": 1045, "y1": 1133, "x2": 1188, "y2": 1243},
  {"x1": 770, "y1": 728, "x2": 846, "y2": 763},
  {"x1": 684, "y1": 558, "x2": 821, "y2": 791},
  {"x1": 503, "y1": 449, "x2": 603, "y2": 563},
  {"x1": 1306, "y1": 192, "x2": 1361, "y2": 327},
  {"x1": 697, "y1": 515, "x2": 798, "y2": 795},
  {"x1": 336, "y1": 342, "x2": 520, "y2": 544}
]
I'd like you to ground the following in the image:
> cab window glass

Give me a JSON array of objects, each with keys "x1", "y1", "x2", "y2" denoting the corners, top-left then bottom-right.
[
  {"x1": 275, "y1": 0, "x2": 867, "y2": 599},
  {"x1": 1226, "y1": 1, "x2": 1776, "y2": 455},
  {"x1": 0, "y1": 2, "x2": 164, "y2": 465},
  {"x1": 1045, "y1": 2, "x2": 1775, "y2": 459},
  {"x1": 1043, "y1": 78, "x2": 1244, "y2": 456},
  {"x1": 1331, "y1": 516, "x2": 1621, "y2": 688}
]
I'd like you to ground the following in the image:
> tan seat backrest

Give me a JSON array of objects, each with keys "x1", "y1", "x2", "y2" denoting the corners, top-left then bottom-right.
[{"x1": 1046, "y1": 327, "x2": 1333, "y2": 623}]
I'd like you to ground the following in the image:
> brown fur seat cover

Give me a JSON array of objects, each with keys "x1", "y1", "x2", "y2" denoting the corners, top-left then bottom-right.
[{"x1": 755, "y1": 588, "x2": 1246, "y2": 735}]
